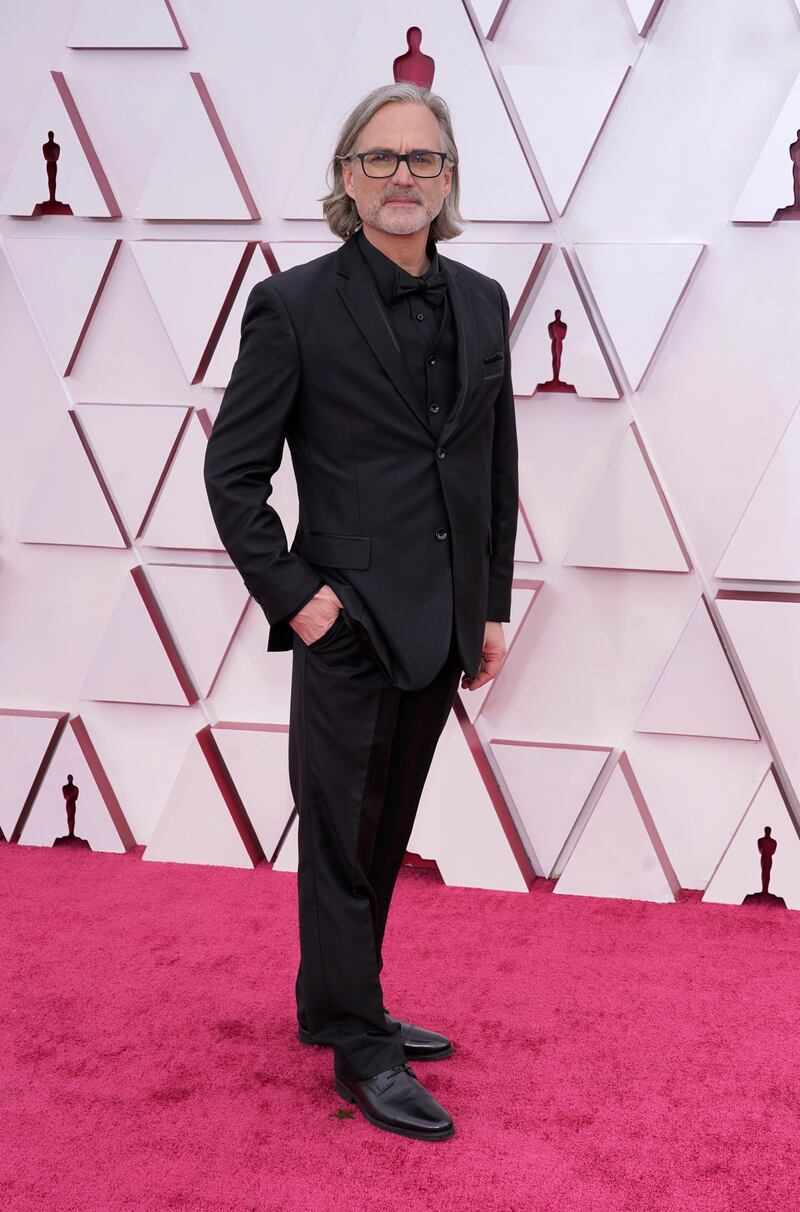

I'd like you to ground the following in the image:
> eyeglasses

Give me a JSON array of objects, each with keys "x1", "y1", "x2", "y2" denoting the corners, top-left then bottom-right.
[{"x1": 343, "y1": 149, "x2": 450, "y2": 178}]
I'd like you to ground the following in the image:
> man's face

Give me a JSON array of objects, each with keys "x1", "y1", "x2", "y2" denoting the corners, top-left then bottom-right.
[{"x1": 342, "y1": 102, "x2": 453, "y2": 237}]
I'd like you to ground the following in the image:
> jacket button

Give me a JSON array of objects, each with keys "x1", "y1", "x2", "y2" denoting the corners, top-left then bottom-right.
[
  {"x1": 429, "y1": 402, "x2": 440, "y2": 413},
  {"x1": 436, "y1": 447, "x2": 446, "y2": 459},
  {"x1": 435, "y1": 528, "x2": 448, "y2": 540},
  {"x1": 427, "y1": 355, "x2": 437, "y2": 365}
]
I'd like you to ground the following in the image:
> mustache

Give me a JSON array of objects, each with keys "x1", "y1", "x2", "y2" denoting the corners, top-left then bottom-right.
[{"x1": 382, "y1": 192, "x2": 422, "y2": 203}]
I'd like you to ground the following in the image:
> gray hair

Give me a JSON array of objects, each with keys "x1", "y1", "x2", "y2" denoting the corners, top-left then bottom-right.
[{"x1": 319, "y1": 82, "x2": 464, "y2": 242}]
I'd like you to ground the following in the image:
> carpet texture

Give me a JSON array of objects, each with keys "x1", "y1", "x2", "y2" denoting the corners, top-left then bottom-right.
[{"x1": 0, "y1": 841, "x2": 797, "y2": 1211}]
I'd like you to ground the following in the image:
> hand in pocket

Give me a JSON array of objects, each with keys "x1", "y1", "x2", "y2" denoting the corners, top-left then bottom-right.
[{"x1": 289, "y1": 584, "x2": 343, "y2": 646}]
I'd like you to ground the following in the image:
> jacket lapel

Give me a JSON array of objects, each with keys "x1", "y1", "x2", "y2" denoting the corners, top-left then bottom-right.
[
  {"x1": 335, "y1": 237, "x2": 430, "y2": 433},
  {"x1": 334, "y1": 235, "x2": 478, "y2": 440},
  {"x1": 438, "y1": 253, "x2": 477, "y2": 444}
]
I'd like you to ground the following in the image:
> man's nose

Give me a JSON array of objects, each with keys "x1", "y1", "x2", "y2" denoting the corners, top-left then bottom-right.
[{"x1": 393, "y1": 159, "x2": 415, "y2": 186}]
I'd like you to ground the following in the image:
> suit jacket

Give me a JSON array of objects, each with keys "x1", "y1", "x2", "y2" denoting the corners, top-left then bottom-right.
[{"x1": 203, "y1": 232, "x2": 518, "y2": 692}]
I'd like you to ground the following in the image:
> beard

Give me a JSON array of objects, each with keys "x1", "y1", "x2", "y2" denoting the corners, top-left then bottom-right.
[{"x1": 358, "y1": 188, "x2": 441, "y2": 235}]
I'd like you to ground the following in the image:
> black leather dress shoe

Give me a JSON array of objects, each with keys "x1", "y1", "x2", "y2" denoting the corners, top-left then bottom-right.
[
  {"x1": 334, "y1": 1062, "x2": 455, "y2": 1141},
  {"x1": 297, "y1": 1011, "x2": 453, "y2": 1061}
]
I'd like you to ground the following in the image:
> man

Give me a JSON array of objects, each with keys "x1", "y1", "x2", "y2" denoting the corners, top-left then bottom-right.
[{"x1": 203, "y1": 81, "x2": 518, "y2": 1141}]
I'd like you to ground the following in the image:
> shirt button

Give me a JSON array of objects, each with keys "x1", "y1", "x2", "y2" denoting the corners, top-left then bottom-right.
[
  {"x1": 416, "y1": 312, "x2": 425, "y2": 321},
  {"x1": 427, "y1": 355, "x2": 436, "y2": 365},
  {"x1": 429, "y1": 403, "x2": 440, "y2": 413},
  {"x1": 436, "y1": 447, "x2": 446, "y2": 459},
  {"x1": 435, "y1": 528, "x2": 448, "y2": 540}
]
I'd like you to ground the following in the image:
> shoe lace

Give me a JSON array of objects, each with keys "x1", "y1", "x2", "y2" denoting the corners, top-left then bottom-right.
[{"x1": 383, "y1": 1061, "x2": 418, "y2": 1090}]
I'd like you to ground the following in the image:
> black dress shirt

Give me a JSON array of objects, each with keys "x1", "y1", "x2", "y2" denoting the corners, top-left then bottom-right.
[{"x1": 354, "y1": 226, "x2": 458, "y2": 434}]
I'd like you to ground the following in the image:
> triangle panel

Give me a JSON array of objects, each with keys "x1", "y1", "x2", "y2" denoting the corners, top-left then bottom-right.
[
  {"x1": 573, "y1": 242, "x2": 703, "y2": 390},
  {"x1": 511, "y1": 249, "x2": 619, "y2": 398},
  {"x1": 134, "y1": 73, "x2": 258, "y2": 220},
  {"x1": 16, "y1": 412, "x2": 126, "y2": 548},
  {"x1": 703, "y1": 769, "x2": 800, "y2": 908},
  {"x1": 148, "y1": 564, "x2": 249, "y2": 698},
  {"x1": 0, "y1": 72, "x2": 119, "y2": 217},
  {"x1": 501, "y1": 64, "x2": 629, "y2": 214},
  {"x1": 131, "y1": 240, "x2": 249, "y2": 383},
  {"x1": 715, "y1": 400, "x2": 800, "y2": 582},
  {"x1": 140, "y1": 412, "x2": 223, "y2": 551},
  {"x1": 627, "y1": 732, "x2": 771, "y2": 892},
  {"x1": 205, "y1": 603, "x2": 294, "y2": 726},
  {"x1": 76, "y1": 403, "x2": 189, "y2": 538},
  {"x1": 408, "y1": 709, "x2": 530, "y2": 891},
  {"x1": 143, "y1": 735, "x2": 256, "y2": 867},
  {"x1": 491, "y1": 740, "x2": 612, "y2": 877},
  {"x1": 554, "y1": 756, "x2": 679, "y2": 902},
  {"x1": 636, "y1": 597, "x2": 759, "y2": 739},
  {"x1": 18, "y1": 717, "x2": 134, "y2": 853},
  {"x1": 67, "y1": 0, "x2": 187, "y2": 48},
  {"x1": 564, "y1": 424, "x2": 691, "y2": 572},
  {"x1": 3, "y1": 237, "x2": 120, "y2": 375},
  {"x1": 80, "y1": 569, "x2": 194, "y2": 706}
]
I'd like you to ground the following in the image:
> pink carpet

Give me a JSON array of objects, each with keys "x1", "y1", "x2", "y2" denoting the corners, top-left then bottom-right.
[{"x1": 1, "y1": 841, "x2": 797, "y2": 1211}]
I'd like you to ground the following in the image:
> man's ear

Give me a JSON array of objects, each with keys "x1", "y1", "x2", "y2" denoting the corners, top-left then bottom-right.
[{"x1": 342, "y1": 162, "x2": 354, "y2": 200}]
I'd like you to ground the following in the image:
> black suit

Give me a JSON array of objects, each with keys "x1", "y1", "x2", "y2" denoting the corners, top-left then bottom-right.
[
  {"x1": 204, "y1": 231, "x2": 518, "y2": 1082},
  {"x1": 203, "y1": 232, "x2": 518, "y2": 693}
]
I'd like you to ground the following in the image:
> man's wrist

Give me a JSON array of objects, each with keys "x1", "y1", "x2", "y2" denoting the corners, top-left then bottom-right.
[{"x1": 284, "y1": 580, "x2": 325, "y2": 625}]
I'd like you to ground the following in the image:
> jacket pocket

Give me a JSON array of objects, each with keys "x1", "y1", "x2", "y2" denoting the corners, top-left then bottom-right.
[
  {"x1": 302, "y1": 532, "x2": 371, "y2": 569},
  {"x1": 482, "y1": 351, "x2": 505, "y2": 381}
]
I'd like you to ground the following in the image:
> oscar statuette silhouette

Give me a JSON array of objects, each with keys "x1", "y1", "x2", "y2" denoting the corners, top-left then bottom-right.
[
  {"x1": 534, "y1": 308, "x2": 577, "y2": 394},
  {"x1": 742, "y1": 826, "x2": 785, "y2": 908},
  {"x1": 32, "y1": 130, "x2": 73, "y2": 216},
  {"x1": 53, "y1": 774, "x2": 90, "y2": 849},
  {"x1": 773, "y1": 129, "x2": 800, "y2": 221},
  {"x1": 393, "y1": 26, "x2": 435, "y2": 88}
]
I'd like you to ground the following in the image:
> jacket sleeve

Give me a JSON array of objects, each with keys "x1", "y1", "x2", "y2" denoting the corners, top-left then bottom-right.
[
  {"x1": 486, "y1": 281, "x2": 519, "y2": 623},
  {"x1": 203, "y1": 278, "x2": 323, "y2": 626}
]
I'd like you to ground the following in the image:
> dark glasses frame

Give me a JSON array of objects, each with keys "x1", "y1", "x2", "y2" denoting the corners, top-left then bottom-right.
[{"x1": 341, "y1": 150, "x2": 450, "y2": 178}]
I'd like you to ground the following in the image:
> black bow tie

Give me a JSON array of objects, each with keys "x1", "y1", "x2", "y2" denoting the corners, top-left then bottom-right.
[{"x1": 391, "y1": 266, "x2": 448, "y2": 307}]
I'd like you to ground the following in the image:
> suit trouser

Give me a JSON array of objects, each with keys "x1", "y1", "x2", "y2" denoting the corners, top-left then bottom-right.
[{"x1": 288, "y1": 606, "x2": 462, "y2": 1083}]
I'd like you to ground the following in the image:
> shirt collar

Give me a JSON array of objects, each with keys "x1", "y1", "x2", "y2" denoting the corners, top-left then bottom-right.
[{"x1": 354, "y1": 226, "x2": 441, "y2": 306}]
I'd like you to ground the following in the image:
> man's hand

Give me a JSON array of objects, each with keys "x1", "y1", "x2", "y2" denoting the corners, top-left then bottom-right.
[
  {"x1": 460, "y1": 621, "x2": 506, "y2": 692},
  {"x1": 289, "y1": 584, "x2": 344, "y2": 646}
]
